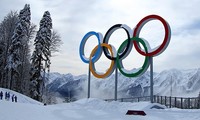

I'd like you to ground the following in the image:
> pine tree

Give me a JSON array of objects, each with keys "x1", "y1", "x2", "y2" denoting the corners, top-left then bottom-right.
[
  {"x1": 0, "y1": 41, "x2": 5, "y2": 86},
  {"x1": 30, "y1": 11, "x2": 52, "y2": 101},
  {"x1": 0, "y1": 11, "x2": 18, "y2": 88},
  {"x1": 5, "y1": 4, "x2": 31, "y2": 91},
  {"x1": 18, "y1": 4, "x2": 31, "y2": 94}
]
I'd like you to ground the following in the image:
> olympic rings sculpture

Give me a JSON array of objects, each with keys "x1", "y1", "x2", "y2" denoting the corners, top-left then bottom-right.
[{"x1": 79, "y1": 15, "x2": 171, "y2": 78}]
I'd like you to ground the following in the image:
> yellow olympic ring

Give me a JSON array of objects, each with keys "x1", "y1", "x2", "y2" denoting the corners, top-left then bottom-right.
[{"x1": 89, "y1": 43, "x2": 115, "y2": 78}]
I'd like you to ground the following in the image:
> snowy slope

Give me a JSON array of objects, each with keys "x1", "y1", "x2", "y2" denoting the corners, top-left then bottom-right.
[
  {"x1": 0, "y1": 98, "x2": 200, "y2": 120},
  {"x1": 47, "y1": 68, "x2": 200, "y2": 100},
  {"x1": 0, "y1": 88, "x2": 42, "y2": 105}
]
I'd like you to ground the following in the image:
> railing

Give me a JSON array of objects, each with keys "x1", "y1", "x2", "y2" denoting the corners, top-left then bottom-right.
[
  {"x1": 105, "y1": 96, "x2": 151, "y2": 102},
  {"x1": 105, "y1": 95, "x2": 200, "y2": 109},
  {"x1": 154, "y1": 96, "x2": 200, "y2": 109}
]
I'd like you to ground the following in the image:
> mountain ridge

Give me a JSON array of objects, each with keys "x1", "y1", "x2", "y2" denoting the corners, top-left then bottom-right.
[{"x1": 47, "y1": 68, "x2": 200, "y2": 100}]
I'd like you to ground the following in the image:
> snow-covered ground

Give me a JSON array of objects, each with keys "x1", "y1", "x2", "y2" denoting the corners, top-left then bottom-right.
[
  {"x1": 0, "y1": 88, "x2": 42, "y2": 105},
  {"x1": 0, "y1": 88, "x2": 200, "y2": 120}
]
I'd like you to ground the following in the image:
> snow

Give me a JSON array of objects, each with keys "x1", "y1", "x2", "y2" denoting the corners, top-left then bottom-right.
[
  {"x1": 0, "y1": 88, "x2": 42, "y2": 105},
  {"x1": 0, "y1": 88, "x2": 200, "y2": 120}
]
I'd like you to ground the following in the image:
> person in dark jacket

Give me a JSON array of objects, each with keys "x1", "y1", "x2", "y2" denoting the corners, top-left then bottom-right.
[
  {"x1": 14, "y1": 95, "x2": 17, "y2": 102},
  {"x1": 7, "y1": 92, "x2": 10, "y2": 101},
  {"x1": 12, "y1": 94, "x2": 15, "y2": 102},
  {"x1": 0, "y1": 91, "x2": 3, "y2": 100},
  {"x1": 5, "y1": 92, "x2": 7, "y2": 100}
]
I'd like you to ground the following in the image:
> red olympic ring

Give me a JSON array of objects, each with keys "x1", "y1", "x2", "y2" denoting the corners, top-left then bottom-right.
[{"x1": 133, "y1": 15, "x2": 171, "y2": 57}]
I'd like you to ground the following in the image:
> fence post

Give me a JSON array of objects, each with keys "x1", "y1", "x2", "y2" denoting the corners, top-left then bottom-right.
[
  {"x1": 157, "y1": 96, "x2": 159, "y2": 103},
  {"x1": 175, "y1": 97, "x2": 177, "y2": 107},
  {"x1": 198, "y1": 97, "x2": 200, "y2": 109},
  {"x1": 169, "y1": 96, "x2": 171, "y2": 108},
  {"x1": 154, "y1": 95, "x2": 156, "y2": 103},
  {"x1": 194, "y1": 98, "x2": 197, "y2": 109},
  {"x1": 161, "y1": 96, "x2": 163, "y2": 104},
  {"x1": 181, "y1": 98, "x2": 183, "y2": 109},
  {"x1": 188, "y1": 98, "x2": 190, "y2": 109},
  {"x1": 165, "y1": 96, "x2": 167, "y2": 106}
]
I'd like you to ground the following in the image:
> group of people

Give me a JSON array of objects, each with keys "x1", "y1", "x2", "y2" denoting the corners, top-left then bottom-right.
[{"x1": 0, "y1": 91, "x2": 17, "y2": 102}]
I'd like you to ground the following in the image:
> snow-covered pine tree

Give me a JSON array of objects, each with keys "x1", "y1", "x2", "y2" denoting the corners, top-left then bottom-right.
[
  {"x1": 0, "y1": 11, "x2": 18, "y2": 88},
  {"x1": 17, "y1": 4, "x2": 31, "y2": 94},
  {"x1": 30, "y1": 11, "x2": 52, "y2": 101},
  {"x1": 6, "y1": 4, "x2": 31, "y2": 91},
  {"x1": 0, "y1": 40, "x2": 5, "y2": 86}
]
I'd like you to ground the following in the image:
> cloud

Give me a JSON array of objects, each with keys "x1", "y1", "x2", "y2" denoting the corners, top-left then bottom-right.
[
  {"x1": 184, "y1": 20, "x2": 200, "y2": 34},
  {"x1": 0, "y1": 0, "x2": 26, "y2": 18},
  {"x1": 1, "y1": 0, "x2": 200, "y2": 75}
]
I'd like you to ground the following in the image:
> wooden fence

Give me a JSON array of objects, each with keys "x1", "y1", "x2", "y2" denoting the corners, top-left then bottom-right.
[{"x1": 105, "y1": 95, "x2": 200, "y2": 109}]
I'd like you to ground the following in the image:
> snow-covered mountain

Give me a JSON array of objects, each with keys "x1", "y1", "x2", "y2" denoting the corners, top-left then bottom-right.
[{"x1": 47, "y1": 68, "x2": 200, "y2": 100}]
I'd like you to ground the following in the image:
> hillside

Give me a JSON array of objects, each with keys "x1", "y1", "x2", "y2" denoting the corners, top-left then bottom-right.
[{"x1": 0, "y1": 88, "x2": 42, "y2": 105}]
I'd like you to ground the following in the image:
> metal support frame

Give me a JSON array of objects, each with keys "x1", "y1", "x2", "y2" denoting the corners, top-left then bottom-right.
[
  {"x1": 150, "y1": 57, "x2": 154, "y2": 103},
  {"x1": 115, "y1": 67, "x2": 118, "y2": 101},
  {"x1": 88, "y1": 65, "x2": 91, "y2": 98}
]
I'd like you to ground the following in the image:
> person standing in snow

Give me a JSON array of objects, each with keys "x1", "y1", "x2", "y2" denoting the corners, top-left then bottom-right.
[
  {"x1": 12, "y1": 94, "x2": 15, "y2": 102},
  {"x1": 5, "y1": 92, "x2": 7, "y2": 100},
  {"x1": 14, "y1": 95, "x2": 17, "y2": 102},
  {"x1": 0, "y1": 91, "x2": 3, "y2": 100},
  {"x1": 7, "y1": 92, "x2": 10, "y2": 101}
]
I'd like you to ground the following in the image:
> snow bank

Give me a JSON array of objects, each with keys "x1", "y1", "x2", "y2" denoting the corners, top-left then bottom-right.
[
  {"x1": 0, "y1": 96, "x2": 200, "y2": 120},
  {"x1": 0, "y1": 88, "x2": 42, "y2": 105}
]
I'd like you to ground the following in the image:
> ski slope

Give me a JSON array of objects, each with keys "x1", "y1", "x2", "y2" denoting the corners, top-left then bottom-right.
[
  {"x1": 0, "y1": 88, "x2": 200, "y2": 120},
  {"x1": 0, "y1": 88, "x2": 42, "y2": 105}
]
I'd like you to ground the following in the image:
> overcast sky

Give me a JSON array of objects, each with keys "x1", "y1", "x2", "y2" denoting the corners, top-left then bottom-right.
[{"x1": 1, "y1": 0, "x2": 200, "y2": 75}]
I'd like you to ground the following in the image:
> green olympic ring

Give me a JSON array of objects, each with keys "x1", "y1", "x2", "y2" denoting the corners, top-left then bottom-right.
[{"x1": 117, "y1": 37, "x2": 150, "y2": 77}]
